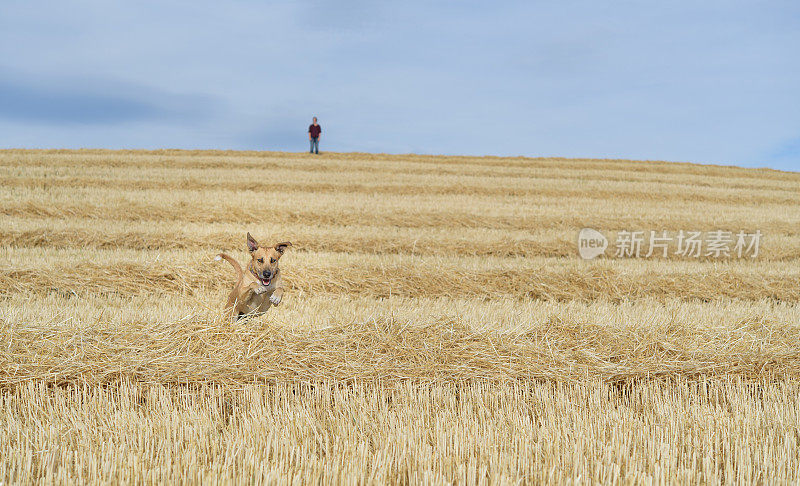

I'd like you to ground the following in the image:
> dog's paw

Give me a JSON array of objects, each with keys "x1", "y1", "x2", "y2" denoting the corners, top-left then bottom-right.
[
  {"x1": 255, "y1": 286, "x2": 268, "y2": 295},
  {"x1": 269, "y1": 294, "x2": 282, "y2": 306}
]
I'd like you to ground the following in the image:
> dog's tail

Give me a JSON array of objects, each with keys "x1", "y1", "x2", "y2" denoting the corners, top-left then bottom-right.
[{"x1": 215, "y1": 253, "x2": 243, "y2": 284}]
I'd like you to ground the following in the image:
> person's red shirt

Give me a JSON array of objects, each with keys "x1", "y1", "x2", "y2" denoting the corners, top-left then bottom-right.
[{"x1": 309, "y1": 124, "x2": 321, "y2": 138}]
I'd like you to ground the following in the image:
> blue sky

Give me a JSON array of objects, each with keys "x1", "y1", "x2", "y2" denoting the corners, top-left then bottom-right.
[{"x1": 0, "y1": 1, "x2": 798, "y2": 171}]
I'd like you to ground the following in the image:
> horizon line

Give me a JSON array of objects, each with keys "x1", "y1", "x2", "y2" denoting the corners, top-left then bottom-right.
[{"x1": 0, "y1": 147, "x2": 796, "y2": 175}]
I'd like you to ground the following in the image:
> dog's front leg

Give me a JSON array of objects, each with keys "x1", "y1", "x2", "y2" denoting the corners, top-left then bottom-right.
[
  {"x1": 232, "y1": 283, "x2": 264, "y2": 317},
  {"x1": 269, "y1": 286, "x2": 284, "y2": 306}
]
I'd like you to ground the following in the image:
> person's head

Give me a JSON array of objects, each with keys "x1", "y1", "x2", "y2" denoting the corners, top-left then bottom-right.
[{"x1": 312, "y1": 117, "x2": 317, "y2": 124}]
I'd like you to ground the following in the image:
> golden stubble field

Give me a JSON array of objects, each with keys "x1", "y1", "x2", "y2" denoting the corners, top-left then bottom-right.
[{"x1": 1, "y1": 149, "x2": 800, "y2": 484}]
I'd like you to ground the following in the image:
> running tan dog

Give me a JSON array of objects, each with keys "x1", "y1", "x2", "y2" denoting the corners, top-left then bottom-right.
[{"x1": 215, "y1": 233, "x2": 292, "y2": 319}]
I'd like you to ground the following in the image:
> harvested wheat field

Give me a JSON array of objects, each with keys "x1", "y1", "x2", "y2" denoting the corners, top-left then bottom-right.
[{"x1": 2, "y1": 149, "x2": 800, "y2": 484}]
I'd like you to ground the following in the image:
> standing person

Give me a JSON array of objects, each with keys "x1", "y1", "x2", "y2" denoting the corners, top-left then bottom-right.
[{"x1": 308, "y1": 117, "x2": 321, "y2": 154}]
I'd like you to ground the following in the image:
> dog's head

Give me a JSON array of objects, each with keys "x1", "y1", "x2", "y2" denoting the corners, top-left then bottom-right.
[{"x1": 246, "y1": 232, "x2": 292, "y2": 287}]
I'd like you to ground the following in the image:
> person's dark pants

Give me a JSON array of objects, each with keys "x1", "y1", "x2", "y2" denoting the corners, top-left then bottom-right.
[{"x1": 310, "y1": 137, "x2": 319, "y2": 154}]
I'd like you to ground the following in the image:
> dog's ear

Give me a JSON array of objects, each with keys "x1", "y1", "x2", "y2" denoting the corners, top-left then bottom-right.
[
  {"x1": 246, "y1": 232, "x2": 260, "y2": 252},
  {"x1": 274, "y1": 241, "x2": 292, "y2": 255}
]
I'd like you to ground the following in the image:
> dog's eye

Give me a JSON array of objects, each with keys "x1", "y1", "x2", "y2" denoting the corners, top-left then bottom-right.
[
  {"x1": 257, "y1": 258, "x2": 264, "y2": 263},
  {"x1": 270, "y1": 258, "x2": 277, "y2": 264}
]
